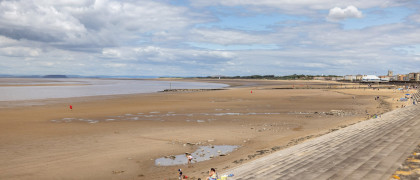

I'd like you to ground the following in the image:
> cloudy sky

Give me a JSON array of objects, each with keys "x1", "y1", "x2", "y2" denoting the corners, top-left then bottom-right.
[{"x1": 1, "y1": 0, "x2": 420, "y2": 77}]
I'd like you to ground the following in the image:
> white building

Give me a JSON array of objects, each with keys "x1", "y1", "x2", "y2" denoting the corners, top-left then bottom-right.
[
  {"x1": 361, "y1": 75, "x2": 381, "y2": 82},
  {"x1": 344, "y1": 75, "x2": 356, "y2": 81}
]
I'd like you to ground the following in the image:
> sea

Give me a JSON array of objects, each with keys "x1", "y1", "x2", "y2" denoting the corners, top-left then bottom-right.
[{"x1": 0, "y1": 78, "x2": 228, "y2": 101}]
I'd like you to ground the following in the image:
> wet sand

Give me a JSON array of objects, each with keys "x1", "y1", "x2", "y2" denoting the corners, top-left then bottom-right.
[{"x1": 0, "y1": 79, "x2": 412, "y2": 179}]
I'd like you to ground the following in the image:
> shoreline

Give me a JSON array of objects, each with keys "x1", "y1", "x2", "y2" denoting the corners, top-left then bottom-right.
[
  {"x1": 0, "y1": 79, "x2": 414, "y2": 179},
  {"x1": 0, "y1": 78, "x2": 229, "y2": 102}
]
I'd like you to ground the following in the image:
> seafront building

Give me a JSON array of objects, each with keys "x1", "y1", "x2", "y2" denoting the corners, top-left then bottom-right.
[
  {"x1": 312, "y1": 70, "x2": 420, "y2": 83},
  {"x1": 338, "y1": 70, "x2": 420, "y2": 83}
]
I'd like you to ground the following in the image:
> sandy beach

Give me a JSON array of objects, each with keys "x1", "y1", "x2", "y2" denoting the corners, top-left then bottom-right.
[{"x1": 0, "y1": 79, "x2": 413, "y2": 179}]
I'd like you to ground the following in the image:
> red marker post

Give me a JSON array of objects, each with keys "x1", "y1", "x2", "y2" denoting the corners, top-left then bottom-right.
[{"x1": 69, "y1": 105, "x2": 73, "y2": 110}]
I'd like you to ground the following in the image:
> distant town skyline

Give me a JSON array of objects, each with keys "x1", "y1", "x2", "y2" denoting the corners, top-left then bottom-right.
[{"x1": 0, "y1": 0, "x2": 420, "y2": 76}]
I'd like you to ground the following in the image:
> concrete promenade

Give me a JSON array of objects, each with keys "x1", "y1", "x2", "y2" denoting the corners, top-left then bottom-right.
[{"x1": 224, "y1": 105, "x2": 420, "y2": 179}]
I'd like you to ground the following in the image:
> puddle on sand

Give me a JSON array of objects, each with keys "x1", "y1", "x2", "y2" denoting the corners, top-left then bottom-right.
[{"x1": 155, "y1": 145, "x2": 238, "y2": 166}]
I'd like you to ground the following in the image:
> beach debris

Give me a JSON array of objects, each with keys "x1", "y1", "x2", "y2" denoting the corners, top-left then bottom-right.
[
  {"x1": 233, "y1": 159, "x2": 245, "y2": 164},
  {"x1": 163, "y1": 155, "x2": 177, "y2": 160},
  {"x1": 391, "y1": 175, "x2": 401, "y2": 179},
  {"x1": 112, "y1": 170, "x2": 125, "y2": 174},
  {"x1": 329, "y1": 128, "x2": 339, "y2": 132},
  {"x1": 247, "y1": 150, "x2": 270, "y2": 159}
]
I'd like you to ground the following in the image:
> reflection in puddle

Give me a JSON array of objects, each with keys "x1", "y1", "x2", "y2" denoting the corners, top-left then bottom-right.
[{"x1": 155, "y1": 145, "x2": 238, "y2": 166}]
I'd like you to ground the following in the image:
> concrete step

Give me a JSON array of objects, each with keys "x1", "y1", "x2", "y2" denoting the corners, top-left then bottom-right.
[
  {"x1": 225, "y1": 105, "x2": 420, "y2": 180},
  {"x1": 296, "y1": 116, "x2": 414, "y2": 180}
]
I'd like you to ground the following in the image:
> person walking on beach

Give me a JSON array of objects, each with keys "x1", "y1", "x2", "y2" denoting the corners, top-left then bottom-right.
[{"x1": 206, "y1": 168, "x2": 218, "y2": 180}]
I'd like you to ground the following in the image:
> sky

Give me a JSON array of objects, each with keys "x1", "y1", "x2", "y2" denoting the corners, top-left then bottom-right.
[{"x1": 1, "y1": 0, "x2": 420, "y2": 77}]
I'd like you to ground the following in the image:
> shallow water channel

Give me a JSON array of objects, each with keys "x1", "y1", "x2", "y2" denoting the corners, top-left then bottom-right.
[{"x1": 155, "y1": 145, "x2": 238, "y2": 166}]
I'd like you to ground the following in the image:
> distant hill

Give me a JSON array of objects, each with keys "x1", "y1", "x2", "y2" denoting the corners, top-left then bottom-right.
[{"x1": 42, "y1": 75, "x2": 68, "y2": 78}]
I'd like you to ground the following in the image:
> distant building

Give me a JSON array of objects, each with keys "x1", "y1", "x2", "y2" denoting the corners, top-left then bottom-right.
[
  {"x1": 388, "y1": 70, "x2": 393, "y2": 77},
  {"x1": 313, "y1": 76, "x2": 328, "y2": 80},
  {"x1": 344, "y1": 75, "x2": 356, "y2": 81},
  {"x1": 361, "y1": 75, "x2": 381, "y2": 82},
  {"x1": 355, "y1": 75, "x2": 363, "y2": 81},
  {"x1": 389, "y1": 75, "x2": 398, "y2": 81},
  {"x1": 395, "y1": 74, "x2": 407, "y2": 81},
  {"x1": 408, "y1": 73, "x2": 420, "y2": 81},
  {"x1": 313, "y1": 77, "x2": 323, "y2": 80},
  {"x1": 331, "y1": 77, "x2": 343, "y2": 81},
  {"x1": 380, "y1": 77, "x2": 390, "y2": 82}
]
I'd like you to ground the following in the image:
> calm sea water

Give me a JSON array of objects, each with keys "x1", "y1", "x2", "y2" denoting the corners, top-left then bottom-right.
[{"x1": 0, "y1": 79, "x2": 227, "y2": 101}]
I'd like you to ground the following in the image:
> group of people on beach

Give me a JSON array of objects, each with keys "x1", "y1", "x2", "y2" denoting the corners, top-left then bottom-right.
[
  {"x1": 178, "y1": 153, "x2": 218, "y2": 180},
  {"x1": 179, "y1": 168, "x2": 218, "y2": 180}
]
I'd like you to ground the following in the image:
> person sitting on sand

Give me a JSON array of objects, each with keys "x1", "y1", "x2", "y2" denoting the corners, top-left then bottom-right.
[{"x1": 206, "y1": 168, "x2": 218, "y2": 180}]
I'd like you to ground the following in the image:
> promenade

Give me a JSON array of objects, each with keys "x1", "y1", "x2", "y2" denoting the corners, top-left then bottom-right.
[{"x1": 224, "y1": 105, "x2": 420, "y2": 179}]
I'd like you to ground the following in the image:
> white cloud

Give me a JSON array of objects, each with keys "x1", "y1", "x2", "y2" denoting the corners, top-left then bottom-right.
[
  {"x1": 190, "y1": 29, "x2": 273, "y2": 45},
  {"x1": 0, "y1": 36, "x2": 20, "y2": 47},
  {"x1": 102, "y1": 48, "x2": 121, "y2": 58},
  {"x1": 0, "y1": 0, "x2": 196, "y2": 49},
  {"x1": 104, "y1": 63, "x2": 127, "y2": 68},
  {"x1": 0, "y1": 47, "x2": 40, "y2": 57},
  {"x1": 409, "y1": 14, "x2": 420, "y2": 23},
  {"x1": 327, "y1": 6, "x2": 363, "y2": 21},
  {"x1": 0, "y1": 1, "x2": 87, "y2": 42}
]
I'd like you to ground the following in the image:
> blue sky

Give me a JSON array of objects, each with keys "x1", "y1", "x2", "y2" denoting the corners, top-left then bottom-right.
[{"x1": 0, "y1": 0, "x2": 420, "y2": 76}]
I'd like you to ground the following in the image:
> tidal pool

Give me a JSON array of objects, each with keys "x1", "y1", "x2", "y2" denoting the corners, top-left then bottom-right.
[{"x1": 155, "y1": 145, "x2": 238, "y2": 166}]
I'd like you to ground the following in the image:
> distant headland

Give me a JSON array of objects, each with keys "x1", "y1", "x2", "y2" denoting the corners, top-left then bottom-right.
[{"x1": 42, "y1": 75, "x2": 68, "y2": 78}]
